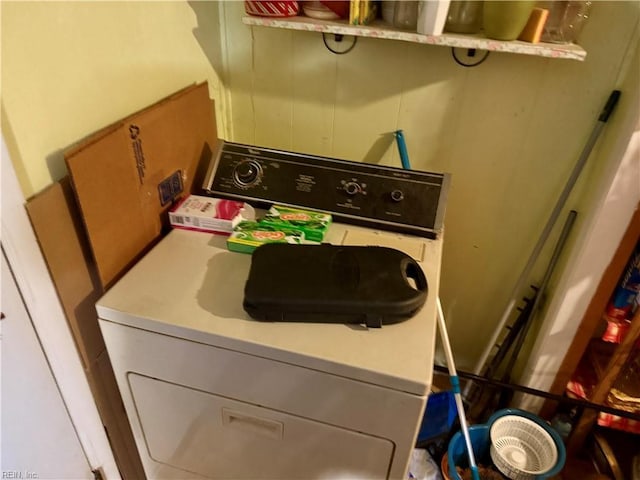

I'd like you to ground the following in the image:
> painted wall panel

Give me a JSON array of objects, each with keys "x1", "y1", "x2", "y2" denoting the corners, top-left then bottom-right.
[
  {"x1": 222, "y1": 3, "x2": 256, "y2": 144},
  {"x1": 331, "y1": 37, "x2": 405, "y2": 164},
  {"x1": 292, "y1": 31, "x2": 337, "y2": 156},
  {"x1": 396, "y1": 43, "x2": 463, "y2": 174},
  {"x1": 253, "y1": 28, "x2": 295, "y2": 149}
]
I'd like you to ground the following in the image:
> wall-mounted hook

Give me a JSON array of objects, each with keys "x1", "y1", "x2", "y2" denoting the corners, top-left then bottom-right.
[
  {"x1": 451, "y1": 47, "x2": 490, "y2": 67},
  {"x1": 322, "y1": 32, "x2": 357, "y2": 54}
]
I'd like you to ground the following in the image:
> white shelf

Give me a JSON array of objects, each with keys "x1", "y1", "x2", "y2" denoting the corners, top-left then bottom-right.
[{"x1": 242, "y1": 15, "x2": 587, "y2": 62}]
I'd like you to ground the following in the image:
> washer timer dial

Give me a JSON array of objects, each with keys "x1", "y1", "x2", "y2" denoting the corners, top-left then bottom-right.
[
  {"x1": 344, "y1": 181, "x2": 360, "y2": 196},
  {"x1": 390, "y1": 189, "x2": 404, "y2": 202},
  {"x1": 233, "y1": 159, "x2": 262, "y2": 187},
  {"x1": 341, "y1": 180, "x2": 367, "y2": 196}
]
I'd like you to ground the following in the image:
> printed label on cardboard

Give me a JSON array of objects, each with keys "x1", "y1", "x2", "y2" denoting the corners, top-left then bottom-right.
[
  {"x1": 158, "y1": 170, "x2": 184, "y2": 206},
  {"x1": 129, "y1": 124, "x2": 146, "y2": 184}
]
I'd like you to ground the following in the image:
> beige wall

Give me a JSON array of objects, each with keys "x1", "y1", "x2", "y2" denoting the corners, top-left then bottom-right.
[
  {"x1": 1, "y1": 1, "x2": 225, "y2": 197},
  {"x1": 2, "y1": 1, "x2": 639, "y2": 371}
]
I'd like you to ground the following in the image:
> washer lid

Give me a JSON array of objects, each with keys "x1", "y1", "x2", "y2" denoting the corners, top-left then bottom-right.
[{"x1": 97, "y1": 225, "x2": 443, "y2": 395}]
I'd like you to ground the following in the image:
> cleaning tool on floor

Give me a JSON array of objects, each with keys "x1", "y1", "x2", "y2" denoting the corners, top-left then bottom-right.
[
  {"x1": 488, "y1": 409, "x2": 566, "y2": 479},
  {"x1": 447, "y1": 408, "x2": 566, "y2": 479},
  {"x1": 437, "y1": 298, "x2": 480, "y2": 480}
]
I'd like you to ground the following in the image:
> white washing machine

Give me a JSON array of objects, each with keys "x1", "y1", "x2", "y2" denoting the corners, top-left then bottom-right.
[{"x1": 97, "y1": 142, "x2": 449, "y2": 480}]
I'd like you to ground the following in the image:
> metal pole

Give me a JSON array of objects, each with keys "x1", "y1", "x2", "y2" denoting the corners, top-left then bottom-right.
[{"x1": 501, "y1": 210, "x2": 578, "y2": 378}]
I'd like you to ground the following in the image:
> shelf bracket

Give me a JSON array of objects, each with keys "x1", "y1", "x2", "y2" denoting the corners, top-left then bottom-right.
[
  {"x1": 451, "y1": 47, "x2": 490, "y2": 67},
  {"x1": 322, "y1": 32, "x2": 357, "y2": 55}
]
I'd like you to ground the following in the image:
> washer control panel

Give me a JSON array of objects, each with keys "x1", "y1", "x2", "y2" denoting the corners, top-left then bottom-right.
[{"x1": 203, "y1": 141, "x2": 450, "y2": 238}]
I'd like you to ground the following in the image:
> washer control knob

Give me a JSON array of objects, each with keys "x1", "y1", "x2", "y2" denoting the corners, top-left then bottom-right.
[
  {"x1": 391, "y1": 189, "x2": 404, "y2": 202},
  {"x1": 344, "y1": 181, "x2": 361, "y2": 196},
  {"x1": 233, "y1": 160, "x2": 261, "y2": 186}
]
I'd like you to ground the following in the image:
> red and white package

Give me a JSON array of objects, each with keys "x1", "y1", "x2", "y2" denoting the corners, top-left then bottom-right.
[
  {"x1": 245, "y1": 1, "x2": 299, "y2": 17},
  {"x1": 169, "y1": 195, "x2": 255, "y2": 235},
  {"x1": 597, "y1": 412, "x2": 640, "y2": 434},
  {"x1": 602, "y1": 317, "x2": 632, "y2": 343}
]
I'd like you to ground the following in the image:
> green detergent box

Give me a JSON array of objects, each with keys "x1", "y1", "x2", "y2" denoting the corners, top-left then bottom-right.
[
  {"x1": 227, "y1": 221, "x2": 305, "y2": 254},
  {"x1": 259, "y1": 205, "x2": 332, "y2": 242}
]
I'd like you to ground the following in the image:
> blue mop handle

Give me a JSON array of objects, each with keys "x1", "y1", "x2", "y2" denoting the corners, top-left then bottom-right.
[
  {"x1": 450, "y1": 376, "x2": 480, "y2": 480},
  {"x1": 394, "y1": 130, "x2": 411, "y2": 170}
]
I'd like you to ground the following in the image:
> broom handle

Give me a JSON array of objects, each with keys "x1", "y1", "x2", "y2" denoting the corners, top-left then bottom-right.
[{"x1": 437, "y1": 298, "x2": 480, "y2": 480}]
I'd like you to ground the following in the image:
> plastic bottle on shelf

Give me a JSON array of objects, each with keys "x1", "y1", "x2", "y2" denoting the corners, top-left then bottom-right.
[
  {"x1": 444, "y1": 1, "x2": 483, "y2": 34},
  {"x1": 393, "y1": 1, "x2": 419, "y2": 30},
  {"x1": 381, "y1": 1, "x2": 395, "y2": 24},
  {"x1": 539, "y1": 0, "x2": 593, "y2": 44},
  {"x1": 550, "y1": 407, "x2": 578, "y2": 441}
]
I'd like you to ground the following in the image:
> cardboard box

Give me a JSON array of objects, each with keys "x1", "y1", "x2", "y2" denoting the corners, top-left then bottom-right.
[
  {"x1": 26, "y1": 178, "x2": 145, "y2": 480},
  {"x1": 227, "y1": 221, "x2": 305, "y2": 254},
  {"x1": 65, "y1": 82, "x2": 218, "y2": 289},
  {"x1": 26, "y1": 178, "x2": 105, "y2": 369},
  {"x1": 259, "y1": 205, "x2": 331, "y2": 242},
  {"x1": 169, "y1": 195, "x2": 254, "y2": 234}
]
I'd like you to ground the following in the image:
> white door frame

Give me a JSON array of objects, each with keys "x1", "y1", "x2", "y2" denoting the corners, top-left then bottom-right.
[{"x1": 1, "y1": 136, "x2": 120, "y2": 479}]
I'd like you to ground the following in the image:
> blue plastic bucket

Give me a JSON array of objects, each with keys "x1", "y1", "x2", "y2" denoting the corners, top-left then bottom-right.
[
  {"x1": 417, "y1": 391, "x2": 457, "y2": 443},
  {"x1": 447, "y1": 425, "x2": 490, "y2": 480}
]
